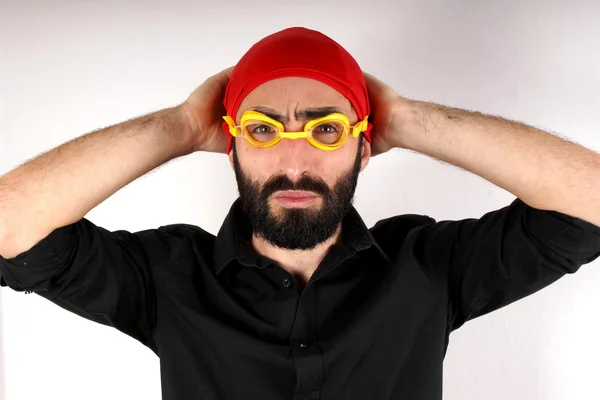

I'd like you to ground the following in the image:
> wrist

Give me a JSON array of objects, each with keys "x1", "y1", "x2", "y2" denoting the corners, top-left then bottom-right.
[
  {"x1": 390, "y1": 97, "x2": 416, "y2": 150},
  {"x1": 178, "y1": 102, "x2": 202, "y2": 154}
]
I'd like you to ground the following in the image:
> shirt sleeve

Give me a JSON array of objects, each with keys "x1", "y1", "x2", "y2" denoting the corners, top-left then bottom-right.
[
  {"x1": 0, "y1": 218, "x2": 162, "y2": 348},
  {"x1": 416, "y1": 197, "x2": 600, "y2": 332}
]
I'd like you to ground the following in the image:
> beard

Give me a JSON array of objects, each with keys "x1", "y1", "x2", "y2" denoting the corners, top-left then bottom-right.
[{"x1": 232, "y1": 137, "x2": 363, "y2": 250}]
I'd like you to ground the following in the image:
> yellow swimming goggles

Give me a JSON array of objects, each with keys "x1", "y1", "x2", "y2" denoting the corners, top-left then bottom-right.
[{"x1": 223, "y1": 111, "x2": 370, "y2": 151}]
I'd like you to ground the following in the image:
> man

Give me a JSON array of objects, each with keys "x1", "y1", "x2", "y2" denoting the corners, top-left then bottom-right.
[{"x1": 0, "y1": 26, "x2": 599, "y2": 400}]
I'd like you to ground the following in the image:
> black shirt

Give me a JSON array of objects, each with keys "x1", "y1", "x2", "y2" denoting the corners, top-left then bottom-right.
[{"x1": 2, "y1": 197, "x2": 600, "y2": 400}]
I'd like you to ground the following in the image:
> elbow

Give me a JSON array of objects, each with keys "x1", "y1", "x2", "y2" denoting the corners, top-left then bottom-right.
[{"x1": 0, "y1": 210, "x2": 24, "y2": 259}]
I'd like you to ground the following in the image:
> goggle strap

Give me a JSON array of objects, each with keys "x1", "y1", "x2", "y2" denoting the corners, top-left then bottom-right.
[{"x1": 222, "y1": 116, "x2": 238, "y2": 136}]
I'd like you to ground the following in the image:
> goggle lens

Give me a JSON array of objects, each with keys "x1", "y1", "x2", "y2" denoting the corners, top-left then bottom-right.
[{"x1": 243, "y1": 119, "x2": 346, "y2": 146}]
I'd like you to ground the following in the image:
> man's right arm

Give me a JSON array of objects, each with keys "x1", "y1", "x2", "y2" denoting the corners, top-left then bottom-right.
[
  {"x1": 0, "y1": 105, "x2": 194, "y2": 259},
  {"x1": 0, "y1": 64, "x2": 234, "y2": 259},
  {"x1": 0, "y1": 67, "x2": 233, "y2": 346},
  {"x1": 0, "y1": 105, "x2": 200, "y2": 347}
]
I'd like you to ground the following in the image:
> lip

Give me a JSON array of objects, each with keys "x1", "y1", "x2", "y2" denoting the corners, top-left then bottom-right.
[
  {"x1": 274, "y1": 191, "x2": 318, "y2": 199},
  {"x1": 273, "y1": 191, "x2": 319, "y2": 207}
]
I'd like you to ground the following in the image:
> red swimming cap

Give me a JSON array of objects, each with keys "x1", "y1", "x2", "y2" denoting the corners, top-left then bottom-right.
[{"x1": 222, "y1": 27, "x2": 372, "y2": 153}]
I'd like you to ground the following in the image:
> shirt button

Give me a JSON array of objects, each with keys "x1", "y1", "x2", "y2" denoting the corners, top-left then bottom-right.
[{"x1": 282, "y1": 278, "x2": 292, "y2": 288}]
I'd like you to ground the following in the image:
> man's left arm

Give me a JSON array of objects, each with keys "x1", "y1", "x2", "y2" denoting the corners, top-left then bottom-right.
[
  {"x1": 393, "y1": 99, "x2": 600, "y2": 227},
  {"x1": 365, "y1": 74, "x2": 600, "y2": 328},
  {"x1": 364, "y1": 72, "x2": 600, "y2": 227},
  {"x1": 372, "y1": 93, "x2": 600, "y2": 330}
]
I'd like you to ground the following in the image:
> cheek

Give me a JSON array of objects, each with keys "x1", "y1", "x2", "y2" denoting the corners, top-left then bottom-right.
[
  {"x1": 237, "y1": 141, "x2": 261, "y2": 163},
  {"x1": 318, "y1": 152, "x2": 355, "y2": 181},
  {"x1": 237, "y1": 145, "x2": 277, "y2": 178}
]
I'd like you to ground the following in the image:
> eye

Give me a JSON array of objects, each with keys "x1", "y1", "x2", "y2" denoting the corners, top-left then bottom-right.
[
  {"x1": 248, "y1": 124, "x2": 275, "y2": 134},
  {"x1": 314, "y1": 124, "x2": 338, "y2": 134},
  {"x1": 245, "y1": 122, "x2": 278, "y2": 143},
  {"x1": 311, "y1": 121, "x2": 345, "y2": 145}
]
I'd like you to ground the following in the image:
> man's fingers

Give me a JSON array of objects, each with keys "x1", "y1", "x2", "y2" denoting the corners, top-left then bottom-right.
[{"x1": 221, "y1": 66, "x2": 235, "y2": 79}]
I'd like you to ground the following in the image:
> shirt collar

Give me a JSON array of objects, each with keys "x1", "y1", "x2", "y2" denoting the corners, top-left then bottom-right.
[{"x1": 213, "y1": 198, "x2": 389, "y2": 275}]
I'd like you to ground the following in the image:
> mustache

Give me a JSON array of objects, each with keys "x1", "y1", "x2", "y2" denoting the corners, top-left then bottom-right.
[{"x1": 260, "y1": 174, "x2": 331, "y2": 200}]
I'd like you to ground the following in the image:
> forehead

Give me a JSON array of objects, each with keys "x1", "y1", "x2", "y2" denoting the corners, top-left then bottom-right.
[{"x1": 236, "y1": 77, "x2": 356, "y2": 121}]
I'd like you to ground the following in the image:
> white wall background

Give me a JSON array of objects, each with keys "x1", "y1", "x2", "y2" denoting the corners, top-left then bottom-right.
[
  {"x1": 1, "y1": 0, "x2": 600, "y2": 399},
  {"x1": 0, "y1": 18, "x2": 6, "y2": 393}
]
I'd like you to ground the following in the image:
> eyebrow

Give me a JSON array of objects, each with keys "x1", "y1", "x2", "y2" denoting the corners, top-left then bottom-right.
[{"x1": 249, "y1": 106, "x2": 348, "y2": 123}]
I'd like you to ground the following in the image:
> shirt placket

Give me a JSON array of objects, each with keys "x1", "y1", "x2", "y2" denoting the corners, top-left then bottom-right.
[{"x1": 290, "y1": 281, "x2": 323, "y2": 400}]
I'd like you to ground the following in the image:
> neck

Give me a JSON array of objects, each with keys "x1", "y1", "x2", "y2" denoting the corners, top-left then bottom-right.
[{"x1": 251, "y1": 225, "x2": 343, "y2": 289}]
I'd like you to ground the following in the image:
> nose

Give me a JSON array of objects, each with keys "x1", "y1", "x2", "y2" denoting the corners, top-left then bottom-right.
[{"x1": 276, "y1": 136, "x2": 316, "y2": 182}]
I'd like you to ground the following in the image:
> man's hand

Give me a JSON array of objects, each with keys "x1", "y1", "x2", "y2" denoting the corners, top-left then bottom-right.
[
  {"x1": 182, "y1": 66, "x2": 234, "y2": 154},
  {"x1": 363, "y1": 72, "x2": 407, "y2": 156}
]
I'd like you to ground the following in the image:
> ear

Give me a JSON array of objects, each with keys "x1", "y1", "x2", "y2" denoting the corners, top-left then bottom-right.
[
  {"x1": 359, "y1": 137, "x2": 371, "y2": 172},
  {"x1": 228, "y1": 144, "x2": 235, "y2": 169}
]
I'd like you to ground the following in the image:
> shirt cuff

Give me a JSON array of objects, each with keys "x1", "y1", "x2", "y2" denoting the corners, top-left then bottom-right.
[
  {"x1": 525, "y1": 201, "x2": 600, "y2": 265},
  {"x1": 0, "y1": 223, "x2": 76, "y2": 291}
]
